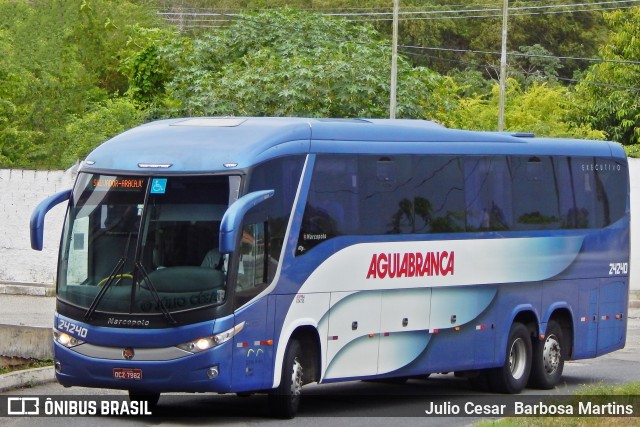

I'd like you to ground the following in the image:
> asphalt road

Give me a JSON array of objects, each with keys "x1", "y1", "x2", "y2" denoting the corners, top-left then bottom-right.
[{"x1": 1, "y1": 305, "x2": 639, "y2": 426}]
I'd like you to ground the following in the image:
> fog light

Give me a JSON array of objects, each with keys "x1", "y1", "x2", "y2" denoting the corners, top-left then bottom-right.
[
  {"x1": 207, "y1": 366, "x2": 219, "y2": 379},
  {"x1": 54, "y1": 361, "x2": 62, "y2": 374}
]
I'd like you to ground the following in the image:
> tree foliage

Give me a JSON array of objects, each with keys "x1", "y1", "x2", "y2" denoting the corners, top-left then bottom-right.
[
  {"x1": 150, "y1": 9, "x2": 456, "y2": 120},
  {"x1": 160, "y1": 0, "x2": 608, "y2": 81},
  {"x1": 0, "y1": 0, "x2": 162, "y2": 168},
  {"x1": 1, "y1": 1, "x2": 637, "y2": 169},
  {"x1": 572, "y1": 7, "x2": 640, "y2": 145},
  {"x1": 451, "y1": 79, "x2": 605, "y2": 140}
]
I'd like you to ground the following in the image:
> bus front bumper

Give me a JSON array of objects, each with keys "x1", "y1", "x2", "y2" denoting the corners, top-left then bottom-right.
[{"x1": 53, "y1": 341, "x2": 234, "y2": 393}]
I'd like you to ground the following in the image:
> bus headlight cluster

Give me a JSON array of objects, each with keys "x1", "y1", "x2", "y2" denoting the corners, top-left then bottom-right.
[
  {"x1": 177, "y1": 322, "x2": 245, "y2": 354},
  {"x1": 53, "y1": 330, "x2": 85, "y2": 348}
]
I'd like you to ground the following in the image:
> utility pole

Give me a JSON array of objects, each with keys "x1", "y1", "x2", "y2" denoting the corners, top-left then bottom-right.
[
  {"x1": 498, "y1": 0, "x2": 509, "y2": 131},
  {"x1": 390, "y1": 0, "x2": 399, "y2": 119}
]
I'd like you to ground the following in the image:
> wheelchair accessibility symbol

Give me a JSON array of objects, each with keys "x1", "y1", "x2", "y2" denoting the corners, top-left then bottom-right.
[{"x1": 150, "y1": 178, "x2": 167, "y2": 194}]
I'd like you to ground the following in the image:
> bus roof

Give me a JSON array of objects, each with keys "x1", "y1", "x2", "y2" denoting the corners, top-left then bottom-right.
[{"x1": 82, "y1": 117, "x2": 624, "y2": 173}]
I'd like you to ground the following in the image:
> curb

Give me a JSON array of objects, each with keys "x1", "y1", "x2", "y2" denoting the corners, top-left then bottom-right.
[
  {"x1": 0, "y1": 282, "x2": 54, "y2": 297},
  {"x1": 0, "y1": 366, "x2": 56, "y2": 393}
]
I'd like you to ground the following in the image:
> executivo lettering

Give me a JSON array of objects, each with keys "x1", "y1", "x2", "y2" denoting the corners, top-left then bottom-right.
[{"x1": 366, "y1": 251, "x2": 455, "y2": 279}]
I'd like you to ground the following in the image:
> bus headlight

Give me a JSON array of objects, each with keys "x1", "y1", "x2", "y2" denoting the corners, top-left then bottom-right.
[
  {"x1": 177, "y1": 322, "x2": 245, "y2": 353},
  {"x1": 53, "y1": 330, "x2": 85, "y2": 348}
]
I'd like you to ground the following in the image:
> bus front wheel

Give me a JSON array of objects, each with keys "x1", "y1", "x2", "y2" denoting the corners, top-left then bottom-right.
[
  {"x1": 528, "y1": 320, "x2": 564, "y2": 389},
  {"x1": 488, "y1": 322, "x2": 532, "y2": 394},
  {"x1": 269, "y1": 339, "x2": 303, "y2": 419}
]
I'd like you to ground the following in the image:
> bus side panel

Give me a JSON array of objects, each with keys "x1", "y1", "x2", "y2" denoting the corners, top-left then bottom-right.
[
  {"x1": 324, "y1": 291, "x2": 381, "y2": 379},
  {"x1": 574, "y1": 282, "x2": 599, "y2": 359},
  {"x1": 596, "y1": 280, "x2": 627, "y2": 355},
  {"x1": 271, "y1": 292, "x2": 331, "y2": 388},
  {"x1": 231, "y1": 296, "x2": 273, "y2": 392}
]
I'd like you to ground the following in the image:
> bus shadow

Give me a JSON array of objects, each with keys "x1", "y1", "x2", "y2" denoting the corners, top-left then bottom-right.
[
  {"x1": 131, "y1": 375, "x2": 494, "y2": 421},
  {"x1": 133, "y1": 372, "x2": 610, "y2": 422}
]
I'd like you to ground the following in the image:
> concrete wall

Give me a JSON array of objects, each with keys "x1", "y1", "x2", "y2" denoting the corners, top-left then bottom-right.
[
  {"x1": 0, "y1": 169, "x2": 76, "y2": 284},
  {"x1": 0, "y1": 160, "x2": 638, "y2": 288}
]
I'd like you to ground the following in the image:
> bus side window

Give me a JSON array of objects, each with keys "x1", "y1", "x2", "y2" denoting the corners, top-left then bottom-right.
[
  {"x1": 511, "y1": 156, "x2": 561, "y2": 230},
  {"x1": 464, "y1": 156, "x2": 513, "y2": 231},
  {"x1": 234, "y1": 222, "x2": 267, "y2": 308},
  {"x1": 297, "y1": 155, "x2": 356, "y2": 255}
]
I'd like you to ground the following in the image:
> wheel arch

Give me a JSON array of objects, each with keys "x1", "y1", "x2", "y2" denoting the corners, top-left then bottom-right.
[
  {"x1": 497, "y1": 305, "x2": 539, "y2": 366},
  {"x1": 290, "y1": 325, "x2": 322, "y2": 385},
  {"x1": 273, "y1": 322, "x2": 322, "y2": 388},
  {"x1": 545, "y1": 306, "x2": 574, "y2": 359}
]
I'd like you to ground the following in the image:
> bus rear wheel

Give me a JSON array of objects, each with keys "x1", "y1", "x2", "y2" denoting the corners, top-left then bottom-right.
[
  {"x1": 269, "y1": 339, "x2": 303, "y2": 419},
  {"x1": 488, "y1": 322, "x2": 532, "y2": 394},
  {"x1": 528, "y1": 320, "x2": 564, "y2": 389}
]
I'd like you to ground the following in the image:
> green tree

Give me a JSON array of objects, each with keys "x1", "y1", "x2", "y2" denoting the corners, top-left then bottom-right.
[
  {"x1": 155, "y1": 8, "x2": 455, "y2": 119},
  {"x1": 0, "y1": 0, "x2": 162, "y2": 168},
  {"x1": 0, "y1": 26, "x2": 39, "y2": 166},
  {"x1": 62, "y1": 98, "x2": 145, "y2": 166},
  {"x1": 510, "y1": 44, "x2": 563, "y2": 86},
  {"x1": 451, "y1": 79, "x2": 605, "y2": 140},
  {"x1": 572, "y1": 7, "x2": 640, "y2": 145},
  {"x1": 168, "y1": 0, "x2": 607, "y2": 81}
]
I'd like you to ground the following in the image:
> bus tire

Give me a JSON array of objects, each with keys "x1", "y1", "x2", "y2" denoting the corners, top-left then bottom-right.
[
  {"x1": 528, "y1": 320, "x2": 564, "y2": 389},
  {"x1": 488, "y1": 322, "x2": 531, "y2": 394},
  {"x1": 269, "y1": 339, "x2": 303, "y2": 419}
]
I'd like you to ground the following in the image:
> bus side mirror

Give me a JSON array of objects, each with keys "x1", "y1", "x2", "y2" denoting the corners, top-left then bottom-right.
[
  {"x1": 30, "y1": 189, "x2": 72, "y2": 251},
  {"x1": 219, "y1": 190, "x2": 274, "y2": 254}
]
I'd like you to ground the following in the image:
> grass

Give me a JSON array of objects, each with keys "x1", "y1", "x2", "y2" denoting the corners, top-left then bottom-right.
[
  {"x1": 0, "y1": 359, "x2": 53, "y2": 376},
  {"x1": 478, "y1": 383, "x2": 640, "y2": 426}
]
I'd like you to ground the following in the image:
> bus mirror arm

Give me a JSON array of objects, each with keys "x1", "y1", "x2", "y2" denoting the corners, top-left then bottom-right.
[
  {"x1": 219, "y1": 189, "x2": 274, "y2": 254},
  {"x1": 30, "y1": 189, "x2": 72, "y2": 251}
]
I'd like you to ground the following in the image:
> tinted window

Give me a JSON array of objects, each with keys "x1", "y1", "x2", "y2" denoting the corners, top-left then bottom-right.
[
  {"x1": 555, "y1": 157, "x2": 627, "y2": 229},
  {"x1": 511, "y1": 156, "x2": 561, "y2": 230},
  {"x1": 297, "y1": 153, "x2": 627, "y2": 255},
  {"x1": 298, "y1": 155, "x2": 466, "y2": 254},
  {"x1": 463, "y1": 156, "x2": 512, "y2": 231},
  {"x1": 245, "y1": 155, "x2": 305, "y2": 280},
  {"x1": 413, "y1": 156, "x2": 465, "y2": 233}
]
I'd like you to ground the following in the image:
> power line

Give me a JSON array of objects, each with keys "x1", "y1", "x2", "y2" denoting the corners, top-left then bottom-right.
[
  {"x1": 347, "y1": 6, "x2": 639, "y2": 22},
  {"x1": 399, "y1": 44, "x2": 640, "y2": 66},
  {"x1": 161, "y1": 0, "x2": 637, "y2": 16},
  {"x1": 156, "y1": 5, "x2": 640, "y2": 92},
  {"x1": 399, "y1": 49, "x2": 640, "y2": 92},
  {"x1": 158, "y1": 1, "x2": 640, "y2": 27},
  {"x1": 325, "y1": 0, "x2": 640, "y2": 16},
  {"x1": 157, "y1": 6, "x2": 640, "y2": 68}
]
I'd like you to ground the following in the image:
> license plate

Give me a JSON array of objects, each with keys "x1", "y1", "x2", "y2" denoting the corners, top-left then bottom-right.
[{"x1": 113, "y1": 368, "x2": 142, "y2": 380}]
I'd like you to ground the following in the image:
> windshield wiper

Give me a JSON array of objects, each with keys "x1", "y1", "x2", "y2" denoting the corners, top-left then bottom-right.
[
  {"x1": 83, "y1": 257, "x2": 126, "y2": 321},
  {"x1": 135, "y1": 262, "x2": 177, "y2": 325},
  {"x1": 84, "y1": 232, "x2": 134, "y2": 321}
]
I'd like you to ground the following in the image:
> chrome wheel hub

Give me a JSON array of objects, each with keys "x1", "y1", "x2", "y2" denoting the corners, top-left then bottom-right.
[
  {"x1": 542, "y1": 334, "x2": 561, "y2": 375},
  {"x1": 509, "y1": 337, "x2": 527, "y2": 380}
]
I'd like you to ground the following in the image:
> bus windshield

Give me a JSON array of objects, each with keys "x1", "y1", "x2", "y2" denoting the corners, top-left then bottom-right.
[{"x1": 58, "y1": 173, "x2": 239, "y2": 315}]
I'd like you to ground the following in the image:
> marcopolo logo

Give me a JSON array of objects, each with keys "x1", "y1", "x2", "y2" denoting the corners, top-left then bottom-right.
[{"x1": 366, "y1": 250, "x2": 455, "y2": 279}]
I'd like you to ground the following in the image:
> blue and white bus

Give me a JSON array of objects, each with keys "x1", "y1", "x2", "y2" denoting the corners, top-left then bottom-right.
[{"x1": 31, "y1": 117, "x2": 630, "y2": 418}]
